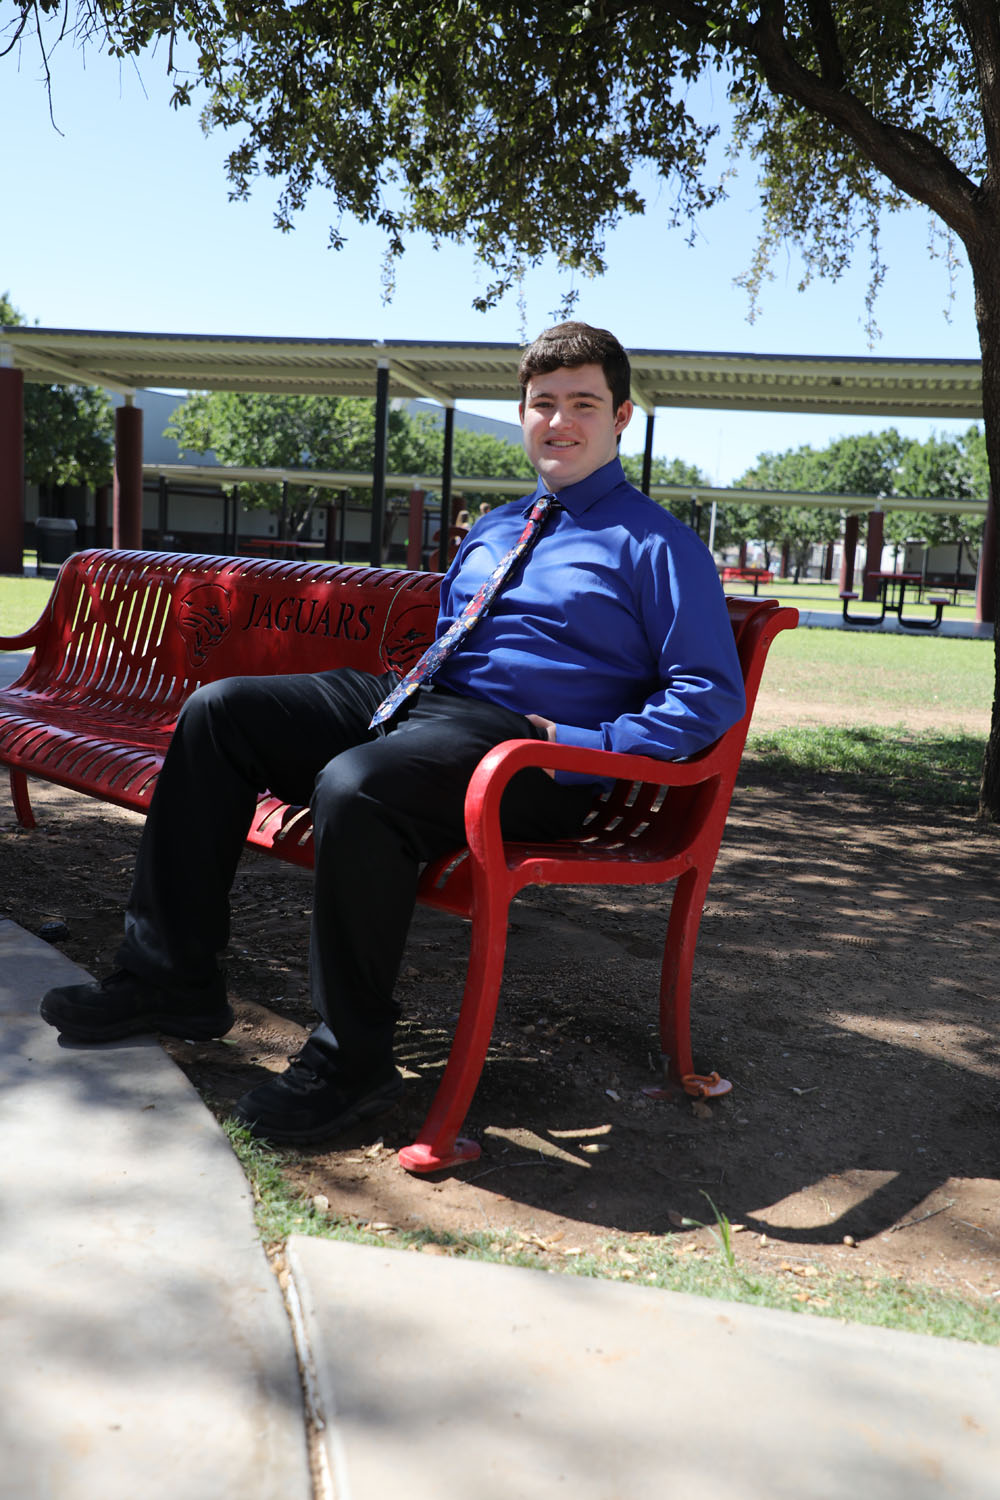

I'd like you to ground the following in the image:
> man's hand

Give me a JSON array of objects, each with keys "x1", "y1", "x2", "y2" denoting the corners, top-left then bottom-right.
[{"x1": 525, "y1": 714, "x2": 557, "y2": 778}]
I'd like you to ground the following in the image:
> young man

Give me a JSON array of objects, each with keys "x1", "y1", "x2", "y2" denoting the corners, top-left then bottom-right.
[{"x1": 40, "y1": 322, "x2": 745, "y2": 1146}]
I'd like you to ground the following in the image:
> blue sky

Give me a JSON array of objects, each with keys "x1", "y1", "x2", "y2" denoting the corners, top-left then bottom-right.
[{"x1": 3, "y1": 32, "x2": 983, "y2": 484}]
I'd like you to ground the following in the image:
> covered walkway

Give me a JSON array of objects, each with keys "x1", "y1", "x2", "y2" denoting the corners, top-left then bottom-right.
[{"x1": 0, "y1": 329, "x2": 995, "y2": 618}]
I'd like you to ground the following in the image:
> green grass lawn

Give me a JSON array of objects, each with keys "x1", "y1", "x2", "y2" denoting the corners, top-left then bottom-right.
[
  {"x1": 743, "y1": 617, "x2": 994, "y2": 807},
  {"x1": 754, "y1": 618, "x2": 994, "y2": 723},
  {"x1": 230, "y1": 1126, "x2": 1000, "y2": 1346},
  {"x1": 0, "y1": 569, "x2": 53, "y2": 638},
  {"x1": 744, "y1": 723, "x2": 987, "y2": 806}
]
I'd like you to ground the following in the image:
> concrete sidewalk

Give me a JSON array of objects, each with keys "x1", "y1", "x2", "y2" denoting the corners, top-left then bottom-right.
[
  {"x1": 288, "y1": 1238, "x2": 1000, "y2": 1500},
  {"x1": 2, "y1": 918, "x2": 999, "y2": 1500},
  {"x1": 0, "y1": 649, "x2": 31, "y2": 688},
  {"x1": 0, "y1": 920, "x2": 310, "y2": 1500}
]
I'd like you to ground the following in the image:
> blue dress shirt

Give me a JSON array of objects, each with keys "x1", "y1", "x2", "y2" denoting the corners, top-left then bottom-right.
[{"x1": 432, "y1": 457, "x2": 746, "y2": 780}]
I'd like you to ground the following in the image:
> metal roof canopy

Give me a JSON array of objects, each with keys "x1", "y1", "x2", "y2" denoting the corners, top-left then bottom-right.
[
  {"x1": 0, "y1": 327, "x2": 985, "y2": 419},
  {"x1": 144, "y1": 462, "x2": 987, "y2": 518}
]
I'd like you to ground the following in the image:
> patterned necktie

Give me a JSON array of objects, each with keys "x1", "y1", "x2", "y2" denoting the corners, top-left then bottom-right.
[{"x1": 369, "y1": 492, "x2": 558, "y2": 728}]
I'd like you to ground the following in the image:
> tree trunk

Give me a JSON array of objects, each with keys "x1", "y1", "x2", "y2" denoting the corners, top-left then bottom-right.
[
  {"x1": 969, "y1": 248, "x2": 1000, "y2": 822},
  {"x1": 978, "y1": 485, "x2": 1000, "y2": 822}
]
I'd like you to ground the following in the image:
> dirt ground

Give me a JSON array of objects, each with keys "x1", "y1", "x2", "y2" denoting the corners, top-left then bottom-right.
[{"x1": 3, "y1": 720, "x2": 998, "y2": 1302}]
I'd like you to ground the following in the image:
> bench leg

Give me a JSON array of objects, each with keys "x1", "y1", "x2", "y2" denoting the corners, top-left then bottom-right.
[
  {"x1": 898, "y1": 603, "x2": 945, "y2": 630},
  {"x1": 398, "y1": 893, "x2": 511, "y2": 1173},
  {"x1": 9, "y1": 769, "x2": 36, "y2": 830},
  {"x1": 655, "y1": 867, "x2": 732, "y2": 1100}
]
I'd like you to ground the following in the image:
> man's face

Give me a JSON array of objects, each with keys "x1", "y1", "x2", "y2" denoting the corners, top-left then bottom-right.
[{"x1": 519, "y1": 362, "x2": 633, "y2": 492}]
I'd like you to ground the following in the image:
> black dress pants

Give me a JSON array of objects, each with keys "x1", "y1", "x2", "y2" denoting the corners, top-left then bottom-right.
[{"x1": 117, "y1": 669, "x2": 593, "y2": 1076}]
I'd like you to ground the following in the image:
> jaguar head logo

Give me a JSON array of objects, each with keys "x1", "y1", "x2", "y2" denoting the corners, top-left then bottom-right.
[
  {"x1": 178, "y1": 584, "x2": 232, "y2": 667},
  {"x1": 381, "y1": 603, "x2": 436, "y2": 673}
]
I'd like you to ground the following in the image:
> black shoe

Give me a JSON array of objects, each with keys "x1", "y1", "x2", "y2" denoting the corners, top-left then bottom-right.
[
  {"x1": 231, "y1": 1044, "x2": 403, "y2": 1145},
  {"x1": 39, "y1": 967, "x2": 235, "y2": 1043}
]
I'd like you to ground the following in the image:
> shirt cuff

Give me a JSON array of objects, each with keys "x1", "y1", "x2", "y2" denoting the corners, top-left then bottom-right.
[{"x1": 550, "y1": 724, "x2": 609, "y2": 788}]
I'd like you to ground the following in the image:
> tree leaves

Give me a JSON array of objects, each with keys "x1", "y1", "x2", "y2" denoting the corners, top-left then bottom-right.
[
  {"x1": 164, "y1": 389, "x2": 535, "y2": 529},
  {"x1": 1, "y1": 292, "x2": 113, "y2": 487}
]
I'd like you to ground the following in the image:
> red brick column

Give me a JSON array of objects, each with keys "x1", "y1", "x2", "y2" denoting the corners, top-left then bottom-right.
[
  {"x1": 862, "y1": 509, "x2": 885, "y2": 601},
  {"x1": 0, "y1": 363, "x2": 25, "y2": 574},
  {"x1": 838, "y1": 514, "x2": 860, "y2": 594},
  {"x1": 114, "y1": 402, "x2": 144, "y2": 549}
]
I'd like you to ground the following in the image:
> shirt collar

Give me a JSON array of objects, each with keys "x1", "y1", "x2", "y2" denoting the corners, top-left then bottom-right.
[{"x1": 528, "y1": 456, "x2": 631, "y2": 518}]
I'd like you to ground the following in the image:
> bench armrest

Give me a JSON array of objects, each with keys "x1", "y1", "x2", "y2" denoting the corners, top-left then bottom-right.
[
  {"x1": 463, "y1": 736, "x2": 726, "y2": 863},
  {"x1": 0, "y1": 620, "x2": 48, "y2": 652}
]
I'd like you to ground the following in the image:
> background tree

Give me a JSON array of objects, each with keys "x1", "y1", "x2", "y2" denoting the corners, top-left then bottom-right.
[
  {"x1": 713, "y1": 498, "x2": 791, "y2": 570},
  {"x1": 167, "y1": 390, "x2": 536, "y2": 540},
  {"x1": 740, "y1": 432, "x2": 908, "y2": 501},
  {"x1": 620, "y1": 454, "x2": 709, "y2": 520},
  {"x1": 446, "y1": 428, "x2": 535, "y2": 515},
  {"x1": 1, "y1": 292, "x2": 112, "y2": 494},
  {"x1": 8, "y1": 2, "x2": 1000, "y2": 817},
  {"x1": 889, "y1": 428, "x2": 986, "y2": 570},
  {"x1": 727, "y1": 442, "x2": 861, "y2": 575},
  {"x1": 777, "y1": 505, "x2": 843, "y2": 581},
  {"x1": 167, "y1": 390, "x2": 443, "y2": 537},
  {"x1": 731, "y1": 428, "x2": 986, "y2": 573}
]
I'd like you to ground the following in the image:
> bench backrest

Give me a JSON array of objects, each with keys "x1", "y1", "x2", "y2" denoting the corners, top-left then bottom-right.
[
  {"x1": 19, "y1": 548, "x2": 442, "y2": 720},
  {"x1": 18, "y1": 547, "x2": 785, "y2": 738}
]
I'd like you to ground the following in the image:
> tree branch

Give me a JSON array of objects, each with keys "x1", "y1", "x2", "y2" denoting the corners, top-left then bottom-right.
[
  {"x1": 755, "y1": 6, "x2": 983, "y2": 238},
  {"x1": 954, "y1": 0, "x2": 1000, "y2": 193},
  {"x1": 626, "y1": 0, "x2": 985, "y2": 242},
  {"x1": 803, "y1": 0, "x2": 845, "y2": 90}
]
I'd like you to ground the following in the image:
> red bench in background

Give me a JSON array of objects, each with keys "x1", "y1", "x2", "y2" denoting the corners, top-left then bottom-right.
[
  {"x1": 0, "y1": 548, "x2": 797, "y2": 1172},
  {"x1": 720, "y1": 567, "x2": 773, "y2": 595}
]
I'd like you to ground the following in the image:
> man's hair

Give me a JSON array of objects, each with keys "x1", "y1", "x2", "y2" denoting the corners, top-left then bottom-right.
[{"x1": 518, "y1": 321, "x2": 631, "y2": 411}]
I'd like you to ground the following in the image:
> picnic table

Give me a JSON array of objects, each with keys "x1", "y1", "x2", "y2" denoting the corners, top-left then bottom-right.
[{"x1": 841, "y1": 572, "x2": 950, "y2": 630}]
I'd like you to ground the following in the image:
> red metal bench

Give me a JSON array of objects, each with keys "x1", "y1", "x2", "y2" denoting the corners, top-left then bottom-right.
[
  {"x1": 0, "y1": 547, "x2": 797, "y2": 1172},
  {"x1": 720, "y1": 567, "x2": 773, "y2": 596}
]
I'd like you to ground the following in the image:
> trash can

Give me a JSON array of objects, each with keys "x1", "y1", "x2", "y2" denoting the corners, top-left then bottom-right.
[{"x1": 35, "y1": 516, "x2": 78, "y2": 570}]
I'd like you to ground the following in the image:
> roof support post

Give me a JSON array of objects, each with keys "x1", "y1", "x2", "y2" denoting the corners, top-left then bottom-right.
[
  {"x1": 862, "y1": 509, "x2": 884, "y2": 601},
  {"x1": 406, "y1": 488, "x2": 426, "y2": 571},
  {"x1": 157, "y1": 475, "x2": 169, "y2": 543},
  {"x1": 438, "y1": 405, "x2": 455, "y2": 572},
  {"x1": 0, "y1": 360, "x2": 25, "y2": 575},
  {"x1": 114, "y1": 399, "x2": 143, "y2": 549},
  {"x1": 641, "y1": 413, "x2": 655, "y2": 497},
  {"x1": 976, "y1": 485, "x2": 996, "y2": 624},
  {"x1": 95, "y1": 484, "x2": 111, "y2": 548},
  {"x1": 370, "y1": 361, "x2": 390, "y2": 567},
  {"x1": 839, "y1": 514, "x2": 859, "y2": 594}
]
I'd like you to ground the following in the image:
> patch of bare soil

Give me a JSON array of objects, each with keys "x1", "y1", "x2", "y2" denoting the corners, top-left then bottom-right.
[{"x1": 3, "y1": 774, "x2": 998, "y2": 1300}]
